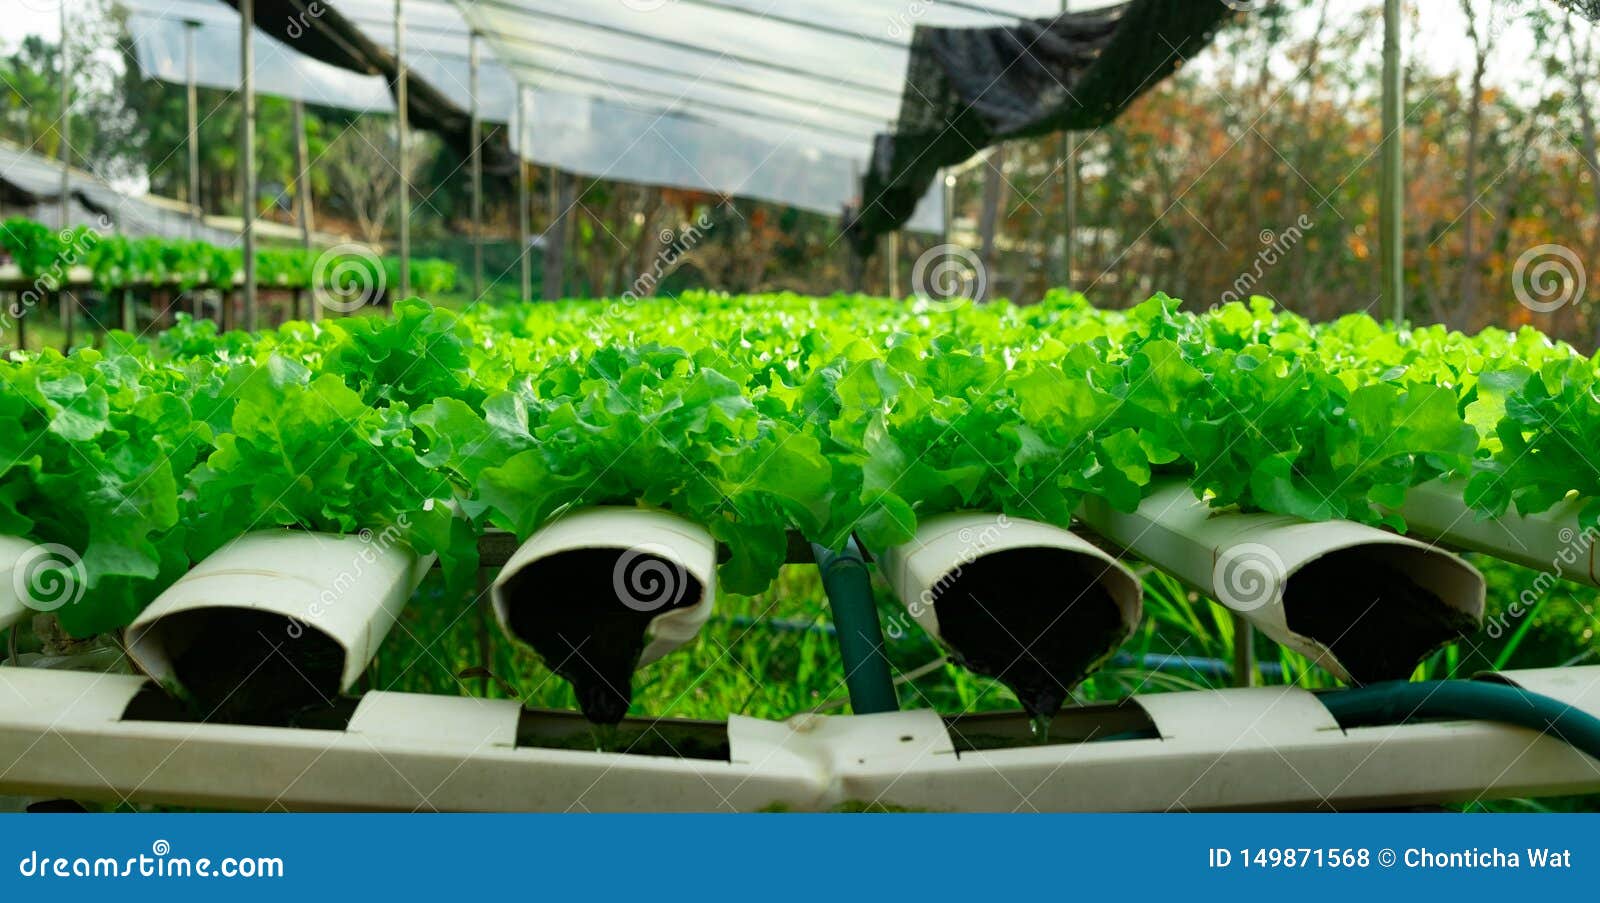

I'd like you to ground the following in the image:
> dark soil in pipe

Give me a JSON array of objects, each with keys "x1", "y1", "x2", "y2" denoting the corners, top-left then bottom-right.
[
  {"x1": 165, "y1": 607, "x2": 345, "y2": 726},
  {"x1": 931, "y1": 548, "x2": 1127, "y2": 721},
  {"x1": 1284, "y1": 555, "x2": 1479, "y2": 684},
  {"x1": 502, "y1": 547, "x2": 702, "y2": 725}
]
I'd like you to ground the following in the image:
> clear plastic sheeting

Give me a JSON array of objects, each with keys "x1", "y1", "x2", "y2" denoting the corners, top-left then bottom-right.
[
  {"x1": 0, "y1": 140, "x2": 239, "y2": 244},
  {"x1": 117, "y1": 0, "x2": 966, "y2": 228},
  {"x1": 509, "y1": 92, "x2": 868, "y2": 228},
  {"x1": 122, "y1": 0, "x2": 395, "y2": 113}
]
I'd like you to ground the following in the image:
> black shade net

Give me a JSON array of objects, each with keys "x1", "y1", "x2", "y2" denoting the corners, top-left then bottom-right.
[
  {"x1": 848, "y1": 0, "x2": 1230, "y2": 252},
  {"x1": 217, "y1": 0, "x2": 518, "y2": 177}
]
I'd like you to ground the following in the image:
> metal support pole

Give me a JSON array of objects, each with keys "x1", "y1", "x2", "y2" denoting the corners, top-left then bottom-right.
[
  {"x1": 516, "y1": 90, "x2": 532, "y2": 302},
  {"x1": 240, "y1": 0, "x2": 257, "y2": 332},
  {"x1": 942, "y1": 169, "x2": 954, "y2": 248},
  {"x1": 292, "y1": 99, "x2": 317, "y2": 322},
  {"x1": 469, "y1": 31, "x2": 484, "y2": 302},
  {"x1": 394, "y1": 0, "x2": 410, "y2": 301},
  {"x1": 1060, "y1": 0, "x2": 1076, "y2": 290},
  {"x1": 887, "y1": 231, "x2": 901, "y2": 298},
  {"x1": 847, "y1": 165, "x2": 864, "y2": 293},
  {"x1": 1232, "y1": 613, "x2": 1257, "y2": 688},
  {"x1": 544, "y1": 168, "x2": 566, "y2": 301},
  {"x1": 812, "y1": 540, "x2": 898, "y2": 714},
  {"x1": 13, "y1": 295, "x2": 25, "y2": 352},
  {"x1": 1381, "y1": 0, "x2": 1404, "y2": 324},
  {"x1": 185, "y1": 19, "x2": 201, "y2": 236},
  {"x1": 58, "y1": 3, "x2": 73, "y2": 348},
  {"x1": 57, "y1": 1, "x2": 69, "y2": 233},
  {"x1": 978, "y1": 146, "x2": 1006, "y2": 303}
]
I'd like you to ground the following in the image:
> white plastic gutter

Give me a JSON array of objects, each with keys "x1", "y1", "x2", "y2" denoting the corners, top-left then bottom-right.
[
  {"x1": 1, "y1": 664, "x2": 1597, "y2": 812},
  {"x1": 876, "y1": 512, "x2": 1141, "y2": 643},
  {"x1": 1398, "y1": 478, "x2": 1599, "y2": 586},
  {"x1": 1079, "y1": 481, "x2": 1485, "y2": 683},
  {"x1": 490, "y1": 507, "x2": 716, "y2": 667},
  {"x1": 125, "y1": 529, "x2": 434, "y2": 695},
  {"x1": 0, "y1": 535, "x2": 37, "y2": 632}
]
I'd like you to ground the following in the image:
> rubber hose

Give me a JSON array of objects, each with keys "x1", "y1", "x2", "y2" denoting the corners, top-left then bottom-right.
[{"x1": 1320, "y1": 679, "x2": 1600, "y2": 761}]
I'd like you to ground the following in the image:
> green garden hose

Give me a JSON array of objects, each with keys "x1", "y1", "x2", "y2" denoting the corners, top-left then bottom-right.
[
  {"x1": 1321, "y1": 679, "x2": 1600, "y2": 761},
  {"x1": 811, "y1": 539, "x2": 899, "y2": 715}
]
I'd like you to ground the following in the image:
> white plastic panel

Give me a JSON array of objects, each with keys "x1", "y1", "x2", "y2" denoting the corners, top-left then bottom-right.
[{"x1": 123, "y1": 2, "x2": 396, "y2": 113}]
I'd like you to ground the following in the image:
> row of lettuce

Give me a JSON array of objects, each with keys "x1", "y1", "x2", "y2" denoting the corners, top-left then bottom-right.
[
  {"x1": 2, "y1": 290, "x2": 1595, "y2": 637},
  {"x1": 0, "y1": 217, "x2": 456, "y2": 296}
]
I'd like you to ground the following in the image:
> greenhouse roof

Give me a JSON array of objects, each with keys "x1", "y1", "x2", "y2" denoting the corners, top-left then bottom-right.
[
  {"x1": 0, "y1": 139, "x2": 241, "y2": 243},
  {"x1": 124, "y1": 0, "x2": 1037, "y2": 230}
]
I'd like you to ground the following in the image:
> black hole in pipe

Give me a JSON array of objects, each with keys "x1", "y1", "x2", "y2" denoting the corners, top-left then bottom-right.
[
  {"x1": 120, "y1": 682, "x2": 358, "y2": 731},
  {"x1": 930, "y1": 547, "x2": 1126, "y2": 721},
  {"x1": 945, "y1": 701, "x2": 1159, "y2": 754},
  {"x1": 155, "y1": 608, "x2": 346, "y2": 727},
  {"x1": 1283, "y1": 552, "x2": 1478, "y2": 684},
  {"x1": 514, "y1": 709, "x2": 730, "y2": 761},
  {"x1": 501, "y1": 547, "x2": 702, "y2": 725}
]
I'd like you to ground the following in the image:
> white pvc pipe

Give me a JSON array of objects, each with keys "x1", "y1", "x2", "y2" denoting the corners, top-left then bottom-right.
[
  {"x1": 1398, "y1": 479, "x2": 1597, "y2": 586},
  {"x1": 1080, "y1": 481, "x2": 1485, "y2": 683},
  {"x1": 126, "y1": 529, "x2": 433, "y2": 694},
  {"x1": 876, "y1": 511, "x2": 1141, "y2": 645},
  {"x1": 4, "y1": 665, "x2": 1597, "y2": 812},
  {"x1": 0, "y1": 536, "x2": 39, "y2": 632},
  {"x1": 490, "y1": 507, "x2": 715, "y2": 668}
]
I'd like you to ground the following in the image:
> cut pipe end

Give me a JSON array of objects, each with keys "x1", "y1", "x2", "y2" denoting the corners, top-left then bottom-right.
[
  {"x1": 490, "y1": 508, "x2": 716, "y2": 724},
  {"x1": 124, "y1": 530, "x2": 425, "y2": 724},
  {"x1": 1280, "y1": 542, "x2": 1484, "y2": 684},
  {"x1": 878, "y1": 514, "x2": 1141, "y2": 718}
]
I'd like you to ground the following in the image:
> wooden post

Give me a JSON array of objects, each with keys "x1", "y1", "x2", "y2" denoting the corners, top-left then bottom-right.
[{"x1": 1381, "y1": 0, "x2": 1405, "y2": 323}]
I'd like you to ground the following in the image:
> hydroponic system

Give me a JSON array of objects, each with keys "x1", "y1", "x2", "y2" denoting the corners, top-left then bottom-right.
[{"x1": 2, "y1": 0, "x2": 1599, "y2": 826}]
